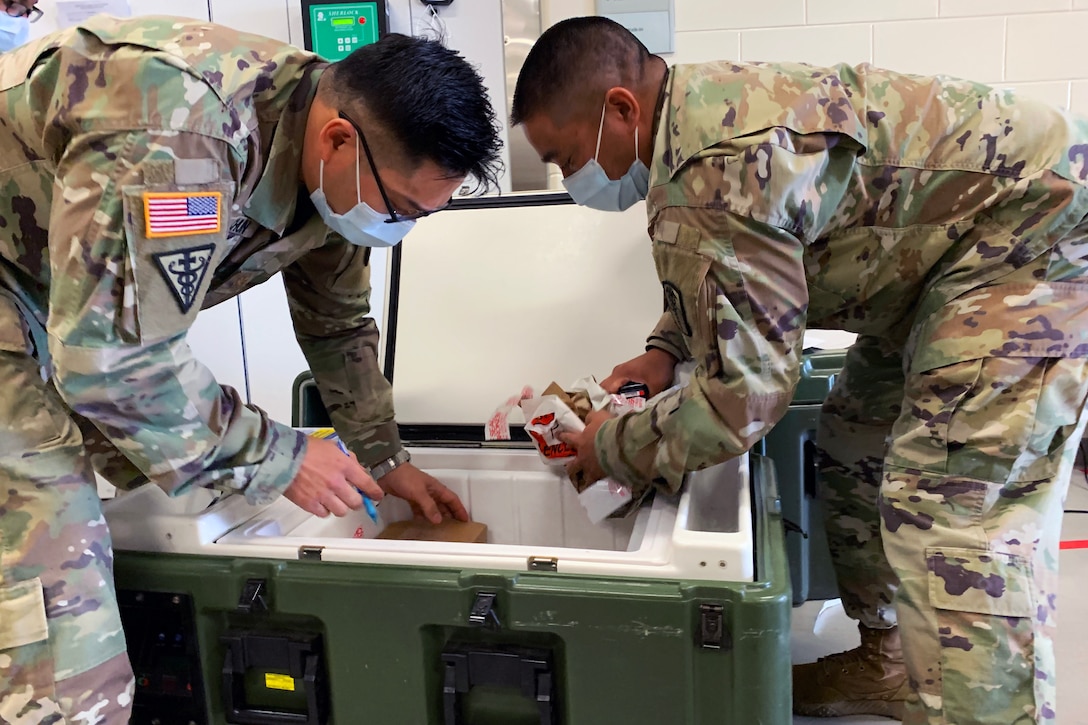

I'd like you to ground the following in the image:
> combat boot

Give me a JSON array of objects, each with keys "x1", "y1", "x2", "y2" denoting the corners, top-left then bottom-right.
[{"x1": 792, "y1": 624, "x2": 910, "y2": 720}]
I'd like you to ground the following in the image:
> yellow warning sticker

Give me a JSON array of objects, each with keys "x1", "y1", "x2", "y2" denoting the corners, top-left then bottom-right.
[{"x1": 264, "y1": 673, "x2": 295, "y2": 692}]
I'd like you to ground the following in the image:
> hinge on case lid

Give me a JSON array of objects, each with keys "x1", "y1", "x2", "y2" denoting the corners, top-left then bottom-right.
[
  {"x1": 527, "y1": 556, "x2": 558, "y2": 572},
  {"x1": 298, "y1": 545, "x2": 324, "y2": 561}
]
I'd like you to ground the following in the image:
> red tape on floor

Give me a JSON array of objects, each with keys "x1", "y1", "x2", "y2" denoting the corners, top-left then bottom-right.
[{"x1": 1061, "y1": 540, "x2": 1088, "y2": 550}]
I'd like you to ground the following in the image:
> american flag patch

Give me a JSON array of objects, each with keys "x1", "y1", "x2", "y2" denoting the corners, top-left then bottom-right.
[{"x1": 143, "y1": 192, "x2": 222, "y2": 238}]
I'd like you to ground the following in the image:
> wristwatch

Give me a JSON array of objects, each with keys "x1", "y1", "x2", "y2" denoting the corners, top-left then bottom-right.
[{"x1": 369, "y1": 449, "x2": 411, "y2": 480}]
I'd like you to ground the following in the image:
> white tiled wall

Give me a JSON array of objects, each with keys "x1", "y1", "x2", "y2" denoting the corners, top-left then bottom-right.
[
  {"x1": 549, "y1": 1, "x2": 1088, "y2": 114},
  {"x1": 805, "y1": 0, "x2": 937, "y2": 25}
]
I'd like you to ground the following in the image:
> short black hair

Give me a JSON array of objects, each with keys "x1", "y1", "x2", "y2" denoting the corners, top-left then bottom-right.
[
  {"x1": 511, "y1": 16, "x2": 651, "y2": 127},
  {"x1": 329, "y1": 33, "x2": 503, "y2": 192}
]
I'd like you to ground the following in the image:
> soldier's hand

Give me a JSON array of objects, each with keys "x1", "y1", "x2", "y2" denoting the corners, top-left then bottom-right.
[
  {"x1": 601, "y1": 348, "x2": 678, "y2": 396},
  {"x1": 379, "y1": 463, "x2": 469, "y2": 524},
  {"x1": 284, "y1": 437, "x2": 383, "y2": 518},
  {"x1": 559, "y1": 410, "x2": 613, "y2": 490}
]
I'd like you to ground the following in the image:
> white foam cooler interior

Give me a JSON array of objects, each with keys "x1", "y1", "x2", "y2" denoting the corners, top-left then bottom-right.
[
  {"x1": 105, "y1": 449, "x2": 755, "y2": 582},
  {"x1": 282, "y1": 461, "x2": 640, "y2": 552}
]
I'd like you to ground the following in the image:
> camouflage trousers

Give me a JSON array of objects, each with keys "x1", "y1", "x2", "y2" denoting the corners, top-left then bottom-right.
[
  {"x1": 818, "y1": 331, "x2": 1088, "y2": 723},
  {"x1": 0, "y1": 307, "x2": 134, "y2": 723}
]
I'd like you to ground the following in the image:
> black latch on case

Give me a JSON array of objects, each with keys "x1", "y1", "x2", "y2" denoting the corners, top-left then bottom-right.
[
  {"x1": 468, "y1": 591, "x2": 501, "y2": 629},
  {"x1": 237, "y1": 579, "x2": 269, "y2": 614},
  {"x1": 698, "y1": 603, "x2": 727, "y2": 650}
]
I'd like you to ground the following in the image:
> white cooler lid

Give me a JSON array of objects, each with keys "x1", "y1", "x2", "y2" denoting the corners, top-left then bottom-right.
[{"x1": 381, "y1": 194, "x2": 663, "y2": 428}]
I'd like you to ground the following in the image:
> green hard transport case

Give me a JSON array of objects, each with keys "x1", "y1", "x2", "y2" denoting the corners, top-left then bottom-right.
[
  {"x1": 754, "y1": 349, "x2": 845, "y2": 605},
  {"x1": 110, "y1": 451, "x2": 791, "y2": 725}
]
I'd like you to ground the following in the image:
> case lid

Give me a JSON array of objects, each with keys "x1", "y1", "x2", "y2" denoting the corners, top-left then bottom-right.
[{"x1": 380, "y1": 194, "x2": 663, "y2": 435}]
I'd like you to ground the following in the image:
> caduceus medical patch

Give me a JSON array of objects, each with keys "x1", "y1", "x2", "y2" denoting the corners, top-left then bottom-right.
[
  {"x1": 141, "y1": 191, "x2": 223, "y2": 314},
  {"x1": 153, "y1": 244, "x2": 216, "y2": 314}
]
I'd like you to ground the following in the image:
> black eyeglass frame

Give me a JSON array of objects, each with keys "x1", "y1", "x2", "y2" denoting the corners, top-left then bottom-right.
[
  {"x1": 5, "y1": 3, "x2": 42, "y2": 22},
  {"x1": 337, "y1": 111, "x2": 451, "y2": 224}
]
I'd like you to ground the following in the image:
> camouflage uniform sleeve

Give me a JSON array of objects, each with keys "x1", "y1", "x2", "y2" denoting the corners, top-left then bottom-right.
[
  {"x1": 646, "y1": 311, "x2": 690, "y2": 361},
  {"x1": 594, "y1": 130, "x2": 853, "y2": 493},
  {"x1": 595, "y1": 204, "x2": 808, "y2": 493},
  {"x1": 47, "y1": 129, "x2": 307, "y2": 504},
  {"x1": 283, "y1": 237, "x2": 402, "y2": 468}
]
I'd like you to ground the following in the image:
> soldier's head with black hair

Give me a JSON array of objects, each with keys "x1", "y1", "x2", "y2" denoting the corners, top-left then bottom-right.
[
  {"x1": 511, "y1": 16, "x2": 666, "y2": 196},
  {"x1": 302, "y1": 33, "x2": 503, "y2": 228}
]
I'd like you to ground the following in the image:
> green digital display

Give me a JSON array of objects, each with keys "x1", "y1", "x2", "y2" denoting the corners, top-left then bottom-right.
[{"x1": 307, "y1": 2, "x2": 380, "y2": 61}]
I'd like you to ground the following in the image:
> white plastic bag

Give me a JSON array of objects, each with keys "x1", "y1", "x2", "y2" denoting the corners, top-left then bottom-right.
[
  {"x1": 521, "y1": 395, "x2": 584, "y2": 465},
  {"x1": 519, "y1": 378, "x2": 644, "y2": 523}
]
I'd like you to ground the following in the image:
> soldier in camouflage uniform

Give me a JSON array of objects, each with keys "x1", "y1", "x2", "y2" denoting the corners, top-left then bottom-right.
[
  {"x1": 0, "y1": 16, "x2": 500, "y2": 724},
  {"x1": 513, "y1": 16, "x2": 1088, "y2": 724}
]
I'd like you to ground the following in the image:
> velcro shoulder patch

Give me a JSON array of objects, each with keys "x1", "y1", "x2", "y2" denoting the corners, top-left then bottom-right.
[
  {"x1": 124, "y1": 182, "x2": 231, "y2": 342},
  {"x1": 143, "y1": 191, "x2": 222, "y2": 238}
]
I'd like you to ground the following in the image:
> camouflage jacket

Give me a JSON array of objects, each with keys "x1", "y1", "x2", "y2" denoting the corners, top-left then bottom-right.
[
  {"x1": 0, "y1": 16, "x2": 401, "y2": 504},
  {"x1": 596, "y1": 61, "x2": 1088, "y2": 494}
]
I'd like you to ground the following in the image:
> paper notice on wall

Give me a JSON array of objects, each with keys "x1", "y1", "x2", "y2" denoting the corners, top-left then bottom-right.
[{"x1": 55, "y1": 0, "x2": 132, "y2": 27}]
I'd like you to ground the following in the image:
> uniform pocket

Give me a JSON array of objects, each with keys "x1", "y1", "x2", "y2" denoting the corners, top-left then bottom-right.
[
  {"x1": 0, "y1": 579, "x2": 57, "y2": 714},
  {"x1": 926, "y1": 547, "x2": 1039, "y2": 723},
  {"x1": 0, "y1": 293, "x2": 31, "y2": 355},
  {"x1": 927, "y1": 546, "x2": 1034, "y2": 618},
  {"x1": 0, "y1": 578, "x2": 49, "y2": 650},
  {"x1": 0, "y1": 353, "x2": 77, "y2": 458},
  {"x1": 888, "y1": 356, "x2": 1083, "y2": 483},
  {"x1": 651, "y1": 241, "x2": 714, "y2": 371}
]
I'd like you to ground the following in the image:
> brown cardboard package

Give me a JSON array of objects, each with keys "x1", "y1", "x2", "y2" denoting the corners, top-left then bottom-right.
[
  {"x1": 377, "y1": 519, "x2": 489, "y2": 543},
  {"x1": 541, "y1": 381, "x2": 593, "y2": 421}
]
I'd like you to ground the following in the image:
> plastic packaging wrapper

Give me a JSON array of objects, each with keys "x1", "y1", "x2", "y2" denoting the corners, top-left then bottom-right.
[{"x1": 506, "y1": 377, "x2": 647, "y2": 523}]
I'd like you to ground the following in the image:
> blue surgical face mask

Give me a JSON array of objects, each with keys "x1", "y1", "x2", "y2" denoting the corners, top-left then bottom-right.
[
  {"x1": 563, "y1": 103, "x2": 649, "y2": 212},
  {"x1": 0, "y1": 13, "x2": 30, "y2": 52},
  {"x1": 310, "y1": 134, "x2": 415, "y2": 248}
]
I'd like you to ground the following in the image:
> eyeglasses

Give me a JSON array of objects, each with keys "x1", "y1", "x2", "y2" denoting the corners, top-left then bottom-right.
[
  {"x1": 5, "y1": 3, "x2": 42, "y2": 22},
  {"x1": 337, "y1": 111, "x2": 451, "y2": 224}
]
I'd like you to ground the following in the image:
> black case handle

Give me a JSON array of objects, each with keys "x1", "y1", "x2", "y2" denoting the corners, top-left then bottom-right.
[
  {"x1": 441, "y1": 642, "x2": 558, "y2": 725},
  {"x1": 221, "y1": 631, "x2": 327, "y2": 725}
]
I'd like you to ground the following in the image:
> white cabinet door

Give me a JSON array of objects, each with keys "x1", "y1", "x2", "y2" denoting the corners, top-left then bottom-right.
[
  {"x1": 236, "y1": 277, "x2": 309, "y2": 425},
  {"x1": 128, "y1": 0, "x2": 210, "y2": 20},
  {"x1": 209, "y1": 0, "x2": 291, "y2": 43},
  {"x1": 30, "y1": 0, "x2": 211, "y2": 41},
  {"x1": 238, "y1": 248, "x2": 390, "y2": 427}
]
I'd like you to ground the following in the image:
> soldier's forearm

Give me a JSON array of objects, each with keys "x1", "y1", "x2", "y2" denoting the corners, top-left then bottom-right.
[
  {"x1": 285, "y1": 242, "x2": 403, "y2": 467},
  {"x1": 646, "y1": 311, "x2": 691, "y2": 361},
  {"x1": 296, "y1": 322, "x2": 404, "y2": 469},
  {"x1": 49, "y1": 334, "x2": 305, "y2": 502},
  {"x1": 595, "y1": 374, "x2": 793, "y2": 494}
]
